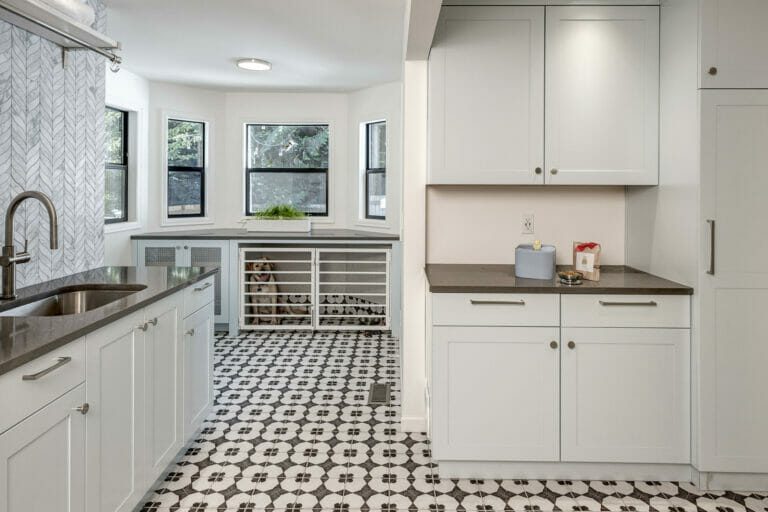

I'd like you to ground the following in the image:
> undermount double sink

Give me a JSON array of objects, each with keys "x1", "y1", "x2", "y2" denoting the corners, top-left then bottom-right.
[{"x1": 0, "y1": 285, "x2": 147, "y2": 317}]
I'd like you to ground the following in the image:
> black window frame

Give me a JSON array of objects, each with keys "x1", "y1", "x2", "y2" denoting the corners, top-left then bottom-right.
[
  {"x1": 244, "y1": 123, "x2": 329, "y2": 217},
  {"x1": 364, "y1": 120, "x2": 386, "y2": 220},
  {"x1": 166, "y1": 118, "x2": 206, "y2": 219},
  {"x1": 105, "y1": 107, "x2": 129, "y2": 224}
]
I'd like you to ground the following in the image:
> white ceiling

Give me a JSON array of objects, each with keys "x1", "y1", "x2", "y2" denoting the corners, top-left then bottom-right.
[{"x1": 104, "y1": 0, "x2": 407, "y2": 92}]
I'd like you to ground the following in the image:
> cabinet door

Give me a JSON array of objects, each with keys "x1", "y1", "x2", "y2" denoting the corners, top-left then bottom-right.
[
  {"x1": 432, "y1": 326, "x2": 559, "y2": 461},
  {"x1": 144, "y1": 295, "x2": 182, "y2": 483},
  {"x1": 85, "y1": 312, "x2": 145, "y2": 512},
  {"x1": 700, "y1": 0, "x2": 768, "y2": 88},
  {"x1": 0, "y1": 384, "x2": 86, "y2": 512},
  {"x1": 140, "y1": 241, "x2": 186, "y2": 267},
  {"x1": 428, "y1": 6, "x2": 544, "y2": 185},
  {"x1": 545, "y1": 6, "x2": 659, "y2": 185},
  {"x1": 189, "y1": 241, "x2": 228, "y2": 324},
  {"x1": 699, "y1": 90, "x2": 768, "y2": 472},
  {"x1": 182, "y1": 302, "x2": 214, "y2": 439},
  {"x1": 561, "y1": 328, "x2": 690, "y2": 464}
]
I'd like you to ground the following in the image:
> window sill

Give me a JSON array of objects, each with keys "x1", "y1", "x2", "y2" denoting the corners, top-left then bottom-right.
[
  {"x1": 355, "y1": 218, "x2": 389, "y2": 230},
  {"x1": 161, "y1": 217, "x2": 214, "y2": 228},
  {"x1": 105, "y1": 221, "x2": 142, "y2": 234}
]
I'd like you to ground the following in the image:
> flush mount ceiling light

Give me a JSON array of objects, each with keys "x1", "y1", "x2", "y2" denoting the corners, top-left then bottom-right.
[{"x1": 236, "y1": 58, "x2": 272, "y2": 71}]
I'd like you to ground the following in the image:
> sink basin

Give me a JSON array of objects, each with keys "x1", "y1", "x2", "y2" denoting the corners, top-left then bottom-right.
[{"x1": 0, "y1": 285, "x2": 147, "y2": 317}]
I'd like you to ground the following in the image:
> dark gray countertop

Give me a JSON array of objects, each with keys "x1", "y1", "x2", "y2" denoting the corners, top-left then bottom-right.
[
  {"x1": 425, "y1": 264, "x2": 693, "y2": 295},
  {"x1": 131, "y1": 228, "x2": 399, "y2": 241},
  {"x1": 0, "y1": 266, "x2": 218, "y2": 376}
]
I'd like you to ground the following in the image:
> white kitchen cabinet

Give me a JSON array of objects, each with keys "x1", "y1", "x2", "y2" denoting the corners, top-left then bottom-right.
[
  {"x1": 545, "y1": 6, "x2": 659, "y2": 185},
  {"x1": 182, "y1": 302, "x2": 214, "y2": 439},
  {"x1": 136, "y1": 239, "x2": 229, "y2": 325},
  {"x1": 143, "y1": 294, "x2": 183, "y2": 484},
  {"x1": 432, "y1": 326, "x2": 560, "y2": 461},
  {"x1": 0, "y1": 384, "x2": 86, "y2": 512},
  {"x1": 698, "y1": 90, "x2": 768, "y2": 473},
  {"x1": 428, "y1": 6, "x2": 545, "y2": 185},
  {"x1": 561, "y1": 328, "x2": 690, "y2": 464},
  {"x1": 700, "y1": 0, "x2": 768, "y2": 88},
  {"x1": 85, "y1": 311, "x2": 146, "y2": 512}
]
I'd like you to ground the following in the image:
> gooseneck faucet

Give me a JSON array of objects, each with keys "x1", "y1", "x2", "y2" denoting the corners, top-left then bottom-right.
[{"x1": 0, "y1": 191, "x2": 59, "y2": 299}]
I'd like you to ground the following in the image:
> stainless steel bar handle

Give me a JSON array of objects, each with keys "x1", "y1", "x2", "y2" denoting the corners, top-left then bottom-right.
[
  {"x1": 470, "y1": 299, "x2": 526, "y2": 306},
  {"x1": 707, "y1": 219, "x2": 715, "y2": 275},
  {"x1": 22, "y1": 356, "x2": 72, "y2": 381},
  {"x1": 599, "y1": 300, "x2": 658, "y2": 307},
  {"x1": 194, "y1": 282, "x2": 213, "y2": 292}
]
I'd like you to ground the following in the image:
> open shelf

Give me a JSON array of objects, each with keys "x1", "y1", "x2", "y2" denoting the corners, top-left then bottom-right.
[{"x1": 0, "y1": 0, "x2": 119, "y2": 51}]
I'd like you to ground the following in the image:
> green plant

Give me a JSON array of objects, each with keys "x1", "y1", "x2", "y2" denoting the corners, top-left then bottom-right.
[{"x1": 251, "y1": 204, "x2": 307, "y2": 220}]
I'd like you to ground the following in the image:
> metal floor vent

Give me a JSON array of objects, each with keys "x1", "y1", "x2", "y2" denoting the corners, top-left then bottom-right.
[{"x1": 368, "y1": 383, "x2": 391, "y2": 405}]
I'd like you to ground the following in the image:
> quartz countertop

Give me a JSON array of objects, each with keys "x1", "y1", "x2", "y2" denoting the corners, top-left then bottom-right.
[
  {"x1": 0, "y1": 266, "x2": 218, "y2": 376},
  {"x1": 425, "y1": 264, "x2": 693, "y2": 295},
  {"x1": 131, "y1": 228, "x2": 399, "y2": 241}
]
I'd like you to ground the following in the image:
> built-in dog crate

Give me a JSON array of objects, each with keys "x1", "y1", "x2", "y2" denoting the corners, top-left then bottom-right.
[{"x1": 239, "y1": 246, "x2": 390, "y2": 330}]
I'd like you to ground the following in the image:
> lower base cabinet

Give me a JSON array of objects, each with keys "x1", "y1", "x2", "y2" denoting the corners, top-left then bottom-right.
[
  {"x1": 561, "y1": 328, "x2": 690, "y2": 463},
  {"x1": 0, "y1": 384, "x2": 87, "y2": 512},
  {"x1": 183, "y1": 302, "x2": 214, "y2": 439},
  {"x1": 432, "y1": 326, "x2": 560, "y2": 461}
]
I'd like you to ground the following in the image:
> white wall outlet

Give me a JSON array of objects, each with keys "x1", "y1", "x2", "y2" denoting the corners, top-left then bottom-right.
[{"x1": 522, "y1": 213, "x2": 535, "y2": 234}]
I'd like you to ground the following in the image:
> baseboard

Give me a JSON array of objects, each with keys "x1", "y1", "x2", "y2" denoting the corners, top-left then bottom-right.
[
  {"x1": 692, "y1": 468, "x2": 768, "y2": 492},
  {"x1": 401, "y1": 416, "x2": 427, "y2": 433},
  {"x1": 435, "y1": 460, "x2": 693, "y2": 482}
]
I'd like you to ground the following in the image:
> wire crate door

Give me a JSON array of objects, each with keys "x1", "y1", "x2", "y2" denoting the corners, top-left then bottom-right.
[
  {"x1": 315, "y1": 248, "x2": 390, "y2": 330},
  {"x1": 240, "y1": 248, "x2": 314, "y2": 330}
]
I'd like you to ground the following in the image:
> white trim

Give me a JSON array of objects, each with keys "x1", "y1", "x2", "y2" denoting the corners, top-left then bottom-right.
[
  {"x1": 435, "y1": 461, "x2": 692, "y2": 481},
  {"x1": 104, "y1": 103, "x2": 145, "y2": 229},
  {"x1": 358, "y1": 118, "x2": 388, "y2": 225},
  {"x1": 239, "y1": 119, "x2": 335, "y2": 223},
  {"x1": 161, "y1": 111, "x2": 214, "y2": 226},
  {"x1": 104, "y1": 220, "x2": 142, "y2": 234},
  {"x1": 400, "y1": 416, "x2": 427, "y2": 433}
]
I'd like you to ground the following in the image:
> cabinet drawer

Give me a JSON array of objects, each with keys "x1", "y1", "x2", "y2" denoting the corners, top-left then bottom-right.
[
  {"x1": 562, "y1": 295, "x2": 690, "y2": 328},
  {"x1": 0, "y1": 338, "x2": 86, "y2": 433},
  {"x1": 184, "y1": 276, "x2": 215, "y2": 317},
  {"x1": 431, "y1": 293, "x2": 559, "y2": 326}
]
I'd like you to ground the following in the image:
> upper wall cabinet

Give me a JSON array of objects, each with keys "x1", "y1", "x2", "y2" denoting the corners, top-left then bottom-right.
[
  {"x1": 428, "y1": 5, "x2": 659, "y2": 186},
  {"x1": 700, "y1": 0, "x2": 768, "y2": 88},
  {"x1": 428, "y1": 6, "x2": 545, "y2": 185},
  {"x1": 545, "y1": 6, "x2": 659, "y2": 185}
]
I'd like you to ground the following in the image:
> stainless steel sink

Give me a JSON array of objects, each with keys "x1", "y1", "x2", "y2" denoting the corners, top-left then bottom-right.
[{"x1": 0, "y1": 285, "x2": 147, "y2": 317}]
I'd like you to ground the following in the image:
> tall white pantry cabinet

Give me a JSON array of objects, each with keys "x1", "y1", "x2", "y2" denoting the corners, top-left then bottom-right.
[{"x1": 626, "y1": 0, "x2": 768, "y2": 490}]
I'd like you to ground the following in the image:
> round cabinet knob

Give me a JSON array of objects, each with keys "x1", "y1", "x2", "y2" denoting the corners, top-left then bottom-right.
[
  {"x1": 534, "y1": 167, "x2": 542, "y2": 175},
  {"x1": 708, "y1": 66, "x2": 718, "y2": 76},
  {"x1": 148, "y1": 318, "x2": 158, "y2": 326},
  {"x1": 74, "y1": 403, "x2": 90, "y2": 415},
  {"x1": 184, "y1": 245, "x2": 189, "y2": 250},
  {"x1": 550, "y1": 168, "x2": 558, "y2": 175},
  {"x1": 567, "y1": 341, "x2": 576, "y2": 350},
  {"x1": 550, "y1": 341, "x2": 558, "y2": 349}
]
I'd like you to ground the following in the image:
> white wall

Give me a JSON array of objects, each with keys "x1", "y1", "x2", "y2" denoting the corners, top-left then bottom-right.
[
  {"x1": 347, "y1": 82, "x2": 403, "y2": 234},
  {"x1": 104, "y1": 67, "x2": 150, "y2": 265},
  {"x1": 427, "y1": 186, "x2": 627, "y2": 265}
]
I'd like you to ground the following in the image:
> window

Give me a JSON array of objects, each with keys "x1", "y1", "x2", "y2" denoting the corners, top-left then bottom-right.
[
  {"x1": 167, "y1": 118, "x2": 206, "y2": 218},
  {"x1": 245, "y1": 124, "x2": 329, "y2": 216},
  {"x1": 105, "y1": 107, "x2": 128, "y2": 223},
  {"x1": 365, "y1": 121, "x2": 386, "y2": 220}
]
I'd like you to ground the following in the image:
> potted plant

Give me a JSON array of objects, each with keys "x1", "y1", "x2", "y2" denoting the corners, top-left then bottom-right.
[{"x1": 244, "y1": 204, "x2": 312, "y2": 232}]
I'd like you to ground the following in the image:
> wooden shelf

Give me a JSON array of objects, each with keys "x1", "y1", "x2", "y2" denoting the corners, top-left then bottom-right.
[{"x1": 0, "y1": 0, "x2": 118, "y2": 51}]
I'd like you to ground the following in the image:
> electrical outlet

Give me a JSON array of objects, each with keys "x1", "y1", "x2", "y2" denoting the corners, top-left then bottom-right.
[{"x1": 522, "y1": 213, "x2": 535, "y2": 234}]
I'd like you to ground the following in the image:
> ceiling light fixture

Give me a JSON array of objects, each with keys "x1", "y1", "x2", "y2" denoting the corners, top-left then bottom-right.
[{"x1": 236, "y1": 58, "x2": 272, "y2": 71}]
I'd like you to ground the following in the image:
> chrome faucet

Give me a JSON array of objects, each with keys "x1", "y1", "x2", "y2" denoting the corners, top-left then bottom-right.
[{"x1": 1, "y1": 191, "x2": 59, "y2": 299}]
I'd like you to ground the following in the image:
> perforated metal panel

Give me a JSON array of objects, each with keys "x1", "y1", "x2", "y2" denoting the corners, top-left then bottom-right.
[
  {"x1": 190, "y1": 247, "x2": 223, "y2": 315},
  {"x1": 144, "y1": 247, "x2": 177, "y2": 267}
]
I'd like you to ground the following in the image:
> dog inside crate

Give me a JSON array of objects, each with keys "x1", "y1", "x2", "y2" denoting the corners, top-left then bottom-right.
[{"x1": 244, "y1": 255, "x2": 312, "y2": 326}]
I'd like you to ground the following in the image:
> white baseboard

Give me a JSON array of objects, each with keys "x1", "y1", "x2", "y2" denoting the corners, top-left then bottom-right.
[
  {"x1": 401, "y1": 416, "x2": 427, "y2": 433},
  {"x1": 435, "y1": 460, "x2": 693, "y2": 482},
  {"x1": 692, "y1": 468, "x2": 768, "y2": 492}
]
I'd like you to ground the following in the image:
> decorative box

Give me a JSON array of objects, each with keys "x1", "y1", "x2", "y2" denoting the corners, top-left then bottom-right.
[{"x1": 515, "y1": 244, "x2": 556, "y2": 280}]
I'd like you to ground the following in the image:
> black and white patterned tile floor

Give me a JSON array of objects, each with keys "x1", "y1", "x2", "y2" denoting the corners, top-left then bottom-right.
[{"x1": 139, "y1": 331, "x2": 768, "y2": 512}]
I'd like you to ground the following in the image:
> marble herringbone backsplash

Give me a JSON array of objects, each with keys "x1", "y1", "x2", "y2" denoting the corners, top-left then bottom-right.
[{"x1": 0, "y1": 0, "x2": 106, "y2": 288}]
